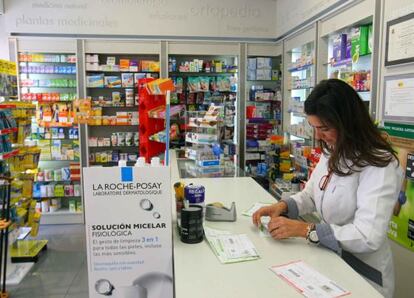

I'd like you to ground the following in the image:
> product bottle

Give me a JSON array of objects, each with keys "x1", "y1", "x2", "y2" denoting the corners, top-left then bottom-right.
[
  {"x1": 168, "y1": 57, "x2": 173, "y2": 72},
  {"x1": 172, "y1": 57, "x2": 177, "y2": 72},
  {"x1": 135, "y1": 157, "x2": 147, "y2": 167},
  {"x1": 118, "y1": 160, "x2": 127, "y2": 167},
  {"x1": 151, "y1": 157, "x2": 161, "y2": 167}
]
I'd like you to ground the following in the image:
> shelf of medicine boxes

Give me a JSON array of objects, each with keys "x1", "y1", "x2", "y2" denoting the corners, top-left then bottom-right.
[
  {"x1": 87, "y1": 116, "x2": 139, "y2": 167},
  {"x1": 85, "y1": 54, "x2": 159, "y2": 159},
  {"x1": 285, "y1": 44, "x2": 316, "y2": 180},
  {"x1": 35, "y1": 162, "x2": 83, "y2": 225},
  {"x1": 146, "y1": 104, "x2": 185, "y2": 145},
  {"x1": 34, "y1": 111, "x2": 81, "y2": 224},
  {"x1": 325, "y1": 27, "x2": 373, "y2": 104},
  {"x1": 0, "y1": 102, "x2": 36, "y2": 159},
  {"x1": 85, "y1": 53, "x2": 159, "y2": 107},
  {"x1": 184, "y1": 107, "x2": 234, "y2": 170},
  {"x1": 245, "y1": 56, "x2": 283, "y2": 176},
  {"x1": 168, "y1": 55, "x2": 238, "y2": 144},
  {"x1": 18, "y1": 52, "x2": 77, "y2": 102}
]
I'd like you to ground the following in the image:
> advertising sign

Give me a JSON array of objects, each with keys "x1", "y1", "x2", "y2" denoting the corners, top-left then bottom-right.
[
  {"x1": 383, "y1": 122, "x2": 414, "y2": 251},
  {"x1": 83, "y1": 166, "x2": 173, "y2": 298}
]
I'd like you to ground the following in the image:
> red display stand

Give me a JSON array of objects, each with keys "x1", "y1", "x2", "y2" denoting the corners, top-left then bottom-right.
[{"x1": 137, "y1": 78, "x2": 166, "y2": 163}]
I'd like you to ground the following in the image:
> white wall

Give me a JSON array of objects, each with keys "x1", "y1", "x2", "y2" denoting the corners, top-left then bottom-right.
[
  {"x1": 4, "y1": 0, "x2": 277, "y2": 39},
  {"x1": 275, "y1": 0, "x2": 346, "y2": 37},
  {"x1": 0, "y1": 15, "x2": 9, "y2": 59}
]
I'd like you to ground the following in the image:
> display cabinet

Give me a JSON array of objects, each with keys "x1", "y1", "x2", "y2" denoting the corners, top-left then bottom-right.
[
  {"x1": 283, "y1": 26, "x2": 317, "y2": 179},
  {"x1": 244, "y1": 51, "x2": 282, "y2": 177},
  {"x1": 317, "y1": 0, "x2": 377, "y2": 113},
  {"x1": 17, "y1": 51, "x2": 82, "y2": 224},
  {"x1": 168, "y1": 54, "x2": 237, "y2": 156},
  {"x1": 84, "y1": 52, "x2": 159, "y2": 166},
  {"x1": 184, "y1": 106, "x2": 237, "y2": 177}
]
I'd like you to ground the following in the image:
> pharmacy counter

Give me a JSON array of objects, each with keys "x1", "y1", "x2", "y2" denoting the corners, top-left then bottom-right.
[{"x1": 172, "y1": 177, "x2": 382, "y2": 297}]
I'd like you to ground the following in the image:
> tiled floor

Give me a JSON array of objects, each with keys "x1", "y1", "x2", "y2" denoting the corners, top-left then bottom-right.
[{"x1": 8, "y1": 224, "x2": 88, "y2": 298}]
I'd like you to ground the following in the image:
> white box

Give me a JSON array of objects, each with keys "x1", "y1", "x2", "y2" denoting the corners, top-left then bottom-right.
[
  {"x1": 246, "y1": 153, "x2": 261, "y2": 160},
  {"x1": 86, "y1": 63, "x2": 99, "y2": 71},
  {"x1": 256, "y1": 69, "x2": 272, "y2": 80},
  {"x1": 248, "y1": 58, "x2": 257, "y2": 70},
  {"x1": 256, "y1": 57, "x2": 272, "y2": 69},
  {"x1": 247, "y1": 69, "x2": 256, "y2": 80}
]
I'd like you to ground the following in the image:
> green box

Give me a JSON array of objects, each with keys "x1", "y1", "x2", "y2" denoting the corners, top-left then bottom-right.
[
  {"x1": 351, "y1": 25, "x2": 370, "y2": 59},
  {"x1": 54, "y1": 184, "x2": 64, "y2": 197},
  {"x1": 367, "y1": 24, "x2": 373, "y2": 54},
  {"x1": 69, "y1": 200, "x2": 76, "y2": 212}
]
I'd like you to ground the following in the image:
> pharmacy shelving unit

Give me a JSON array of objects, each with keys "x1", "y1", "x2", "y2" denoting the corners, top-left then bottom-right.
[
  {"x1": 168, "y1": 53, "x2": 238, "y2": 162},
  {"x1": 316, "y1": 0, "x2": 378, "y2": 115},
  {"x1": 244, "y1": 43, "x2": 283, "y2": 177},
  {"x1": 166, "y1": 42, "x2": 241, "y2": 158},
  {"x1": 184, "y1": 107, "x2": 235, "y2": 177},
  {"x1": 16, "y1": 46, "x2": 83, "y2": 225},
  {"x1": 0, "y1": 70, "x2": 45, "y2": 285},
  {"x1": 283, "y1": 25, "x2": 317, "y2": 179},
  {"x1": 83, "y1": 41, "x2": 161, "y2": 167}
]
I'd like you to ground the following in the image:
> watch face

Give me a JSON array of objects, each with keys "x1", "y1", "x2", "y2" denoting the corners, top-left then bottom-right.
[{"x1": 309, "y1": 230, "x2": 319, "y2": 243}]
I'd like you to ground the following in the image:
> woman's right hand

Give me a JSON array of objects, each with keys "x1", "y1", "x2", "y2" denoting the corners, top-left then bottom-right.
[{"x1": 252, "y1": 201, "x2": 288, "y2": 227}]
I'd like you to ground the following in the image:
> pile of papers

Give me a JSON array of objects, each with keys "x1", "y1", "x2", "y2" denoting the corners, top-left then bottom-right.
[{"x1": 204, "y1": 226, "x2": 259, "y2": 264}]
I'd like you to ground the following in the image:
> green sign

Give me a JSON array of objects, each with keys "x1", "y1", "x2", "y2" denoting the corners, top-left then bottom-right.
[{"x1": 382, "y1": 122, "x2": 414, "y2": 139}]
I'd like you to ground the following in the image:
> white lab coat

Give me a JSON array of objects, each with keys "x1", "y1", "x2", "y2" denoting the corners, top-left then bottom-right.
[{"x1": 290, "y1": 153, "x2": 403, "y2": 298}]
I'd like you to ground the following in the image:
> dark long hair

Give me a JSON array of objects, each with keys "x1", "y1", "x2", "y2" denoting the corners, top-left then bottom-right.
[{"x1": 304, "y1": 79, "x2": 397, "y2": 176}]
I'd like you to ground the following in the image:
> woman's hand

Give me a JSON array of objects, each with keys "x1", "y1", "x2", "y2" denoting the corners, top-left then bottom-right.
[
  {"x1": 252, "y1": 201, "x2": 288, "y2": 227},
  {"x1": 268, "y1": 217, "x2": 309, "y2": 239}
]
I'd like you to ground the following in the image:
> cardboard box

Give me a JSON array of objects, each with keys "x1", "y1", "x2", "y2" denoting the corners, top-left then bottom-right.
[
  {"x1": 121, "y1": 73, "x2": 134, "y2": 87},
  {"x1": 86, "y1": 75, "x2": 104, "y2": 88},
  {"x1": 256, "y1": 69, "x2": 272, "y2": 80},
  {"x1": 120, "y1": 59, "x2": 130, "y2": 71},
  {"x1": 256, "y1": 57, "x2": 272, "y2": 69},
  {"x1": 351, "y1": 25, "x2": 369, "y2": 58},
  {"x1": 247, "y1": 69, "x2": 256, "y2": 80},
  {"x1": 104, "y1": 76, "x2": 121, "y2": 88},
  {"x1": 247, "y1": 58, "x2": 257, "y2": 70},
  {"x1": 367, "y1": 24, "x2": 373, "y2": 54}
]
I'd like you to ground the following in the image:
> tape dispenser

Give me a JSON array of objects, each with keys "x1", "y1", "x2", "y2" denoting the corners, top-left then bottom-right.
[{"x1": 205, "y1": 202, "x2": 237, "y2": 222}]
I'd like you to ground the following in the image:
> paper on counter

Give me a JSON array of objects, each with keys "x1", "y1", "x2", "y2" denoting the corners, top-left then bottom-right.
[
  {"x1": 204, "y1": 226, "x2": 259, "y2": 264},
  {"x1": 270, "y1": 260, "x2": 350, "y2": 298},
  {"x1": 242, "y1": 202, "x2": 272, "y2": 217}
]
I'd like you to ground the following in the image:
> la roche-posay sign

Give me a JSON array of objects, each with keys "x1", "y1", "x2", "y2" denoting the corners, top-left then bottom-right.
[{"x1": 83, "y1": 166, "x2": 173, "y2": 298}]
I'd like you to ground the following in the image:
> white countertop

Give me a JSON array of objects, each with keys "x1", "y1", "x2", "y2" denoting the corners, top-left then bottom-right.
[{"x1": 171, "y1": 175, "x2": 382, "y2": 297}]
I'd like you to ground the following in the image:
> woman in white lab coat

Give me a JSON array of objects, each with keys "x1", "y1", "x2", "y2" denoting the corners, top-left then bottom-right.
[{"x1": 253, "y1": 79, "x2": 403, "y2": 298}]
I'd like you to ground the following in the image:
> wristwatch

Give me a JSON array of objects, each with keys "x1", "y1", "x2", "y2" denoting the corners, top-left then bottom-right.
[{"x1": 306, "y1": 223, "x2": 320, "y2": 244}]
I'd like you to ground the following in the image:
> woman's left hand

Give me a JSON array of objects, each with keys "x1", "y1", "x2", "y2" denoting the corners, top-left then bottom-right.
[{"x1": 268, "y1": 216, "x2": 309, "y2": 240}]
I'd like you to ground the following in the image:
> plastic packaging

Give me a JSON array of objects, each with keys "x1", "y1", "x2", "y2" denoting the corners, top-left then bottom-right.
[
  {"x1": 135, "y1": 157, "x2": 147, "y2": 167},
  {"x1": 118, "y1": 160, "x2": 127, "y2": 167},
  {"x1": 150, "y1": 157, "x2": 161, "y2": 167}
]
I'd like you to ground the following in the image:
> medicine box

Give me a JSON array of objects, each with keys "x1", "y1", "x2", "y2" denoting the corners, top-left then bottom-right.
[
  {"x1": 248, "y1": 58, "x2": 257, "y2": 70},
  {"x1": 351, "y1": 25, "x2": 369, "y2": 58},
  {"x1": 119, "y1": 59, "x2": 130, "y2": 71},
  {"x1": 367, "y1": 24, "x2": 373, "y2": 54},
  {"x1": 247, "y1": 69, "x2": 256, "y2": 80},
  {"x1": 121, "y1": 73, "x2": 134, "y2": 87},
  {"x1": 86, "y1": 75, "x2": 104, "y2": 88},
  {"x1": 256, "y1": 57, "x2": 272, "y2": 69},
  {"x1": 246, "y1": 153, "x2": 261, "y2": 160},
  {"x1": 104, "y1": 76, "x2": 122, "y2": 88},
  {"x1": 256, "y1": 69, "x2": 272, "y2": 80}
]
